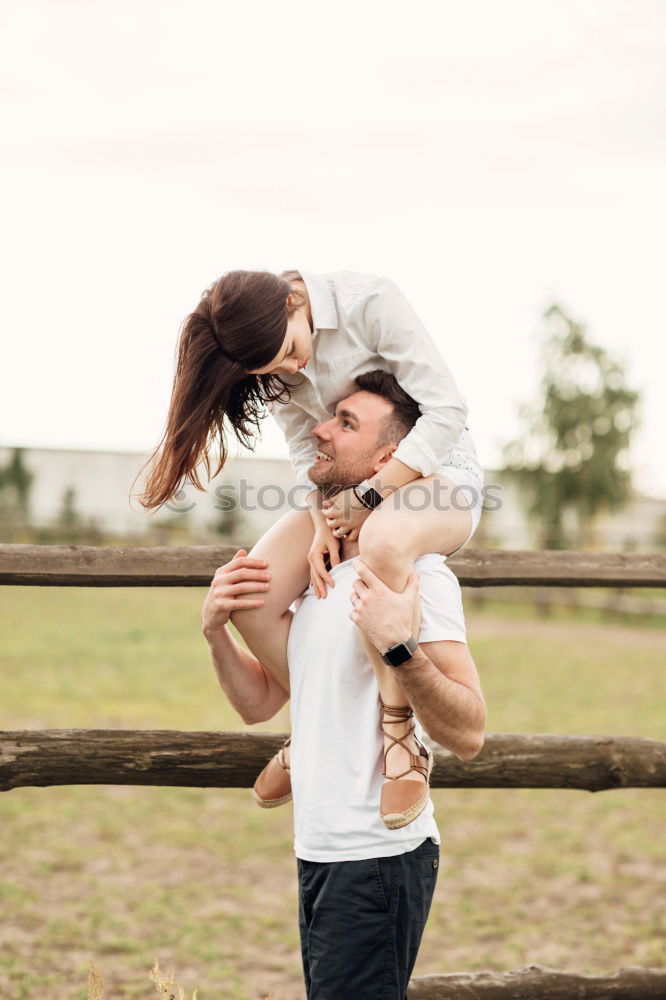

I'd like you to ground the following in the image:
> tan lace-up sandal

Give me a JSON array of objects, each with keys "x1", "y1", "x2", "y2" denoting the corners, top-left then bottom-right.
[
  {"x1": 252, "y1": 736, "x2": 292, "y2": 808},
  {"x1": 380, "y1": 703, "x2": 433, "y2": 830}
]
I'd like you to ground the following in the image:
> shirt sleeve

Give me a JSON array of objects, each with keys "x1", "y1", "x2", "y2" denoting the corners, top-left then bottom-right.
[
  {"x1": 267, "y1": 397, "x2": 319, "y2": 493},
  {"x1": 416, "y1": 557, "x2": 468, "y2": 644},
  {"x1": 362, "y1": 277, "x2": 468, "y2": 477}
]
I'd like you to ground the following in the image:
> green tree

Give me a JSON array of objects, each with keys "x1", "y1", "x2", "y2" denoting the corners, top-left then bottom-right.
[
  {"x1": 210, "y1": 482, "x2": 245, "y2": 541},
  {"x1": 57, "y1": 486, "x2": 82, "y2": 530},
  {"x1": 501, "y1": 303, "x2": 640, "y2": 549},
  {"x1": 0, "y1": 447, "x2": 35, "y2": 531}
]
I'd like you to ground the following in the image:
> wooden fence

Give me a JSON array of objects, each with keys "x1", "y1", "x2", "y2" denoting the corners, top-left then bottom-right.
[{"x1": 1, "y1": 543, "x2": 665, "y2": 999}]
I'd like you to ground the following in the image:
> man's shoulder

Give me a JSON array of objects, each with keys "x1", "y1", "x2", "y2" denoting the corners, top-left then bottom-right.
[
  {"x1": 413, "y1": 553, "x2": 461, "y2": 592},
  {"x1": 414, "y1": 554, "x2": 466, "y2": 643},
  {"x1": 289, "y1": 557, "x2": 355, "y2": 614},
  {"x1": 289, "y1": 554, "x2": 459, "y2": 613}
]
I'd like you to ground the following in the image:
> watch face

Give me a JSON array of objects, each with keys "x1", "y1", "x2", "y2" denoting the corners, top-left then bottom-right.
[
  {"x1": 363, "y1": 487, "x2": 383, "y2": 509},
  {"x1": 382, "y1": 635, "x2": 418, "y2": 667},
  {"x1": 384, "y1": 642, "x2": 413, "y2": 667}
]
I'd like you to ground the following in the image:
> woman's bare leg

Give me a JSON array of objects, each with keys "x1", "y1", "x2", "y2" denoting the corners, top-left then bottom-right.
[
  {"x1": 229, "y1": 508, "x2": 314, "y2": 692},
  {"x1": 356, "y1": 475, "x2": 473, "y2": 778}
]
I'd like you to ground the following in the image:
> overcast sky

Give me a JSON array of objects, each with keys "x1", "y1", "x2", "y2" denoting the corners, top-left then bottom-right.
[{"x1": 2, "y1": 0, "x2": 665, "y2": 496}]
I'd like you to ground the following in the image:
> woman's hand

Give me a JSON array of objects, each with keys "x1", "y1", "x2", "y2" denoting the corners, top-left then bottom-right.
[
  {"x1": 201, "y1": 550, "x2": 271, "y2": 633},
  {"x1": 307, "y1": 515, "x2": 342, "y2": 600},
  {"x1": 321, "y1": 487, "x2": 372, "y2": 542}
]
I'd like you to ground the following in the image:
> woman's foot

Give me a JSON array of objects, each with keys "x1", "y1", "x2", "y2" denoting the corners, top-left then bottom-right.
[
  {"x1": 380, "y1": 704, "x2": 433, "y2": 829},
  {"x1": 252, "y1": 737, "x2": 292, "y2": 808}
]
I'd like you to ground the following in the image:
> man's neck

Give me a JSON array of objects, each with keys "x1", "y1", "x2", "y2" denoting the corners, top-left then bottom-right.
[{"x1": 340, "y1": 537, "x2": 360, "y2": 563}]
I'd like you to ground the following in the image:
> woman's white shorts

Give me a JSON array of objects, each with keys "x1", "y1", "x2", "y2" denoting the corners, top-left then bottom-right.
[{"x1": 436, "y1": 462, "x2": 485, "y2": 555}]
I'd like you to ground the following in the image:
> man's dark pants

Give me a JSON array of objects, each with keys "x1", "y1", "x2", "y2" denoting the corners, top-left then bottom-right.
[{"x1": 297, "y1": 837, "x2": 439, "y2": 999}]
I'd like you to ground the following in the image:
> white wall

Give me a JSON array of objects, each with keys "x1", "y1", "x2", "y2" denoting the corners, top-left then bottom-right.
[{"x1": 1, "y1": 445, "x2": 663, "y2": 549}]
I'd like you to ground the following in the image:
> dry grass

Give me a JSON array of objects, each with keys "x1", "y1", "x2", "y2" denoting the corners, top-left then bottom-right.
[
  {"x1": 0, "y1": 585, "x2": 664, "y2": 998},
  {"x1": 86, "y1": 960, "x2": 276, "y2": 999},
  {"x1": 86, "y1": 960, "x2": 201, "y2": 1000}
]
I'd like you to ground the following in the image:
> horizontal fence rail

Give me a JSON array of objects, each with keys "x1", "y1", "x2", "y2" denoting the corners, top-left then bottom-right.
[
  {"x1": 1, "y1": 544, "x2": 665, "y2": 587},
  {"x1": 407, "y1": 964, "x2": 666, "y2": 999},
  {"x1": 2, "y1": 731, "x2": 664, "y2": 793}
]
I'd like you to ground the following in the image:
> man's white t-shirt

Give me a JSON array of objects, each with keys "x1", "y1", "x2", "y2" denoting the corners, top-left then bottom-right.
[{"x1": 287, "y1": 552, "x2": 467, "y2": 863}]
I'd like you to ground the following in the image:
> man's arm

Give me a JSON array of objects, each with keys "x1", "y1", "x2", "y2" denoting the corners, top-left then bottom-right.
[
  {"x1": 203, "y1": 621, "x2": 291, "y2": 725},
  {"x1": 392, "y1": 640, "x2": 486, "y2": 760},
  {"x1": 202, "y1": 549, "x2": 291, "y2": 725},
  {"x1": 350, "y1": 558, "x2": 486, "y2": 761}
]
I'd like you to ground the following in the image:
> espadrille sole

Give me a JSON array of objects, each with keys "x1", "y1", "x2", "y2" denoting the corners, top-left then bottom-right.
[
  {"x1": 381, "y1": 749, "x2": 434, "y2": 830},
  {"x1": 251, "y1": 788, "x2": 293, "y2": 809}
]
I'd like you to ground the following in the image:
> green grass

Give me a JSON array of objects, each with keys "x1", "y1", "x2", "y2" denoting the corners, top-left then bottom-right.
[{"x1": 0, "y1": 585, "x2": 664, "y2": 999}]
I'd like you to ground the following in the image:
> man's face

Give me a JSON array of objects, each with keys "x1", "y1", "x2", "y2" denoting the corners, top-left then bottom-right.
[{"x1": 307, "y1": 390, "x2": 396, "y2": 489}]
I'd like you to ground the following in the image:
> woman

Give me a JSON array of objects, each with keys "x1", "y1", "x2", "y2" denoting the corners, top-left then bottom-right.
[{"x1": 135, "y1": 267, "x2": 484, "y2": 828}]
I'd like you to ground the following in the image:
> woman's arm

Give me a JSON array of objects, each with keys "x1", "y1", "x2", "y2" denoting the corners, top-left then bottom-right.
[
  {"x1": 361, "y1": 277, "x2": 469, "y2": 491},
  {"x1": 321, "y1": 276, "x2": 469, "y2": 531},
  {"x1": 360, "y1": 454, "x2": 422, "y2": 499},
  {"x1": 268, "y1": 398, "x2": 343, "y2": 597}
]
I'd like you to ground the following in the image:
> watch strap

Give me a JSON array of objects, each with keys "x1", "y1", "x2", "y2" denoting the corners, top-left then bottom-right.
[{"x1": 354, "y1": 479, "x2": 384, "y2": 510}]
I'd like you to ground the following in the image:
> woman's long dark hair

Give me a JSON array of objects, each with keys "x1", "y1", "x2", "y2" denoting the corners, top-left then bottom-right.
[{"x1": 132, "y1": 268, "x2": 305, "y2": 510}]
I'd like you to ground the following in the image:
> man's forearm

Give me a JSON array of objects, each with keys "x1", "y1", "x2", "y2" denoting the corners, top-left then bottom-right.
[
  {"x1": 203, "y1": 623, "x2": 289, "y2": 725},
  {"x1": 394, "y1": 647, "x2": 486, "y2": 760}
]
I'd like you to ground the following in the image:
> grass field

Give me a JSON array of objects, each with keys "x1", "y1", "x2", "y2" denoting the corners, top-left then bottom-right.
[{"x1": 0, "y1": 585, "x2": 664, "y2": 999}]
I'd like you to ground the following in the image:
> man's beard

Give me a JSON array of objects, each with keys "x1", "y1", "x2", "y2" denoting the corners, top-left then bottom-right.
[{"x1": 307, "y1": 449, "x2": 375, "y2": 500}]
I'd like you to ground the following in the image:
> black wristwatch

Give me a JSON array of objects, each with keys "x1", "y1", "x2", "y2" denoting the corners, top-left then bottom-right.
[
  {"x1": 353, "y1": 479, "x2": 384, "y2": 510},
  {"x1": 380, "y1": 634, "x2": 419, "y2": 667}
]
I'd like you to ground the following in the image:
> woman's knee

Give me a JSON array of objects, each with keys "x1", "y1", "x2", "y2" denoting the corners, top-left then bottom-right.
[
  {"x1": 229, "y1": 566, "x2": 303, "y2": 636},
  {"x1": 229, "y1": 602, "x2": 271, "y2": 636},
  {"x1": 358, "y1": 514, "x2": 414, "y2": 578}
]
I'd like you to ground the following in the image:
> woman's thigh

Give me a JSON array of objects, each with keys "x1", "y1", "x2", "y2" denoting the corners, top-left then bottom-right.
[
  {"x1": 360, "y1": 472, "x2": 477, "y2": 569},
  {"x1": 231, "y1": 507, "x2": 314, "y2": 621},
  {"x1": 229, "y1": 508, "x2": 315, "y2": 690},
  {"x1": 434, "y1": 464, "x2": 484, "y2": 555}
]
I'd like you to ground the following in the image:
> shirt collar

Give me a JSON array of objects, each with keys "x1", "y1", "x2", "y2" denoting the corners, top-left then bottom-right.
[{"x1": 298, "y1": 269, "x2": 338, "y2": 338}]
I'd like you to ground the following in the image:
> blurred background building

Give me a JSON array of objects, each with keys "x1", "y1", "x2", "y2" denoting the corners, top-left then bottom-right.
[{"x1": 1, "y1": 443, "x2": 663, "y2": 551}]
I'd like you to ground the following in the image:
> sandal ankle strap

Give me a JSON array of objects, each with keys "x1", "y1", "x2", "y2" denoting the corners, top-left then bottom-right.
[
  {"x1": 379, "y1": 704, "x2": 430, "y2": 781},
  {"x1": 276, "y1": 736, "x2": 291, "y2": 772},
  {"x1": 380, "y1": 702, "x2": 415, "y2": 722}
]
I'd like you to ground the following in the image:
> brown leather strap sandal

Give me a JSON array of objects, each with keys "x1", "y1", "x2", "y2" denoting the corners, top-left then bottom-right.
[
  {"x1": 379, "y1": 703, "x2": 434, "y2": 830},
  {"x1": 252, "y1": 736, "x2": 292, "y2": 809}
]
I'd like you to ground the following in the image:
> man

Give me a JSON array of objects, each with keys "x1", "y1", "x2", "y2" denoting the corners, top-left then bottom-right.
[{"x1": 201, "y1": 371, "x2": 486, "y2": 999}]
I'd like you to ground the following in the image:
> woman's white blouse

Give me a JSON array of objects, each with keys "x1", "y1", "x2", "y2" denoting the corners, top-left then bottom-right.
[{"x1": 268, "y1": 269, "x2": 477, "y2": 493}]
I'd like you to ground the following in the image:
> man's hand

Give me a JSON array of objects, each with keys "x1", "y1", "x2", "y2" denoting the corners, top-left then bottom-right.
[
  {"x1": 201, "y1": 549, "x2": 271, "y2": 634},
  {"x1": 349, "y1": 558, "x2": 422, "y2": 652}
]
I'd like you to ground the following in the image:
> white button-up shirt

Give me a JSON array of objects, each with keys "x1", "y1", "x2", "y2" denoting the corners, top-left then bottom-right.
[{"x1": 268, "y1": 269, "x2": 480, "y2": 492}]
